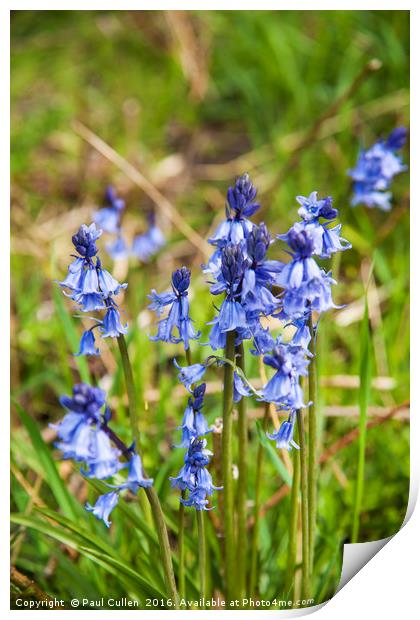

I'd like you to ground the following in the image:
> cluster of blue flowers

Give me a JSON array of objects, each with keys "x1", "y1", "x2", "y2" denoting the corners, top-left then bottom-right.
[
  {"x1": 169, "y1": 382, "x2": 221, "y2": 510},
  {"x1": 203, "y1": 176, "x2": 351, "y2": 451},
  {"x1": 261, "y1": 190, "x2": 351, "y2": 448},
  {"x1": 148, "y1": 267, "x2": 200, "y2": 350},
  {"x1": 205, "y1": 176, "x2": 282, "y2": 355},
  {"x1": 94, "y1": 186, "x2": 165, "y2": 261},
  {"x1": 59, "y1": 223, "x2": 128, "y2": 356},
  {"x1": 52, "y1": 383, "x2": 152, "y2": 527},
  {"x1": 348, "y1": 127, "x2": 407, "y2": 211},
  {"x1": 132, "y1": 212, "x2": 166, "y2": 262}
]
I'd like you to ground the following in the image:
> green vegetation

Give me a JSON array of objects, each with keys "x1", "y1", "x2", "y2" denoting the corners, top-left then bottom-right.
[{"x1": 11, "y1": 10, "x2": 409, "y2": 609}]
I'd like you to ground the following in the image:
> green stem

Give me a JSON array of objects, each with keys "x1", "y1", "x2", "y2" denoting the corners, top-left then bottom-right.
[
  {"x1": 117, "y1": 334, "x2": 179, "y2": 608},
  {"x1": 145, "y1": 487, "x2": 180, "y2": 609},
  {"x1": 296, "y1": 410, "x2": 310, "y2": 600},
  {"x1": 249, "y1": 402, "x2": 270, "y2": 597},
  {"x1": 178, "y1": 493, "x2": 186, "y2": 600},
  {"x1": 117, "y1": 335, "x2": 140, "y2": 445},
  {"x1": 236, "y1": 342, "x2": 247, "y2": 602},
  {"x1": 197, "y1": 510, "x2": 207, "y2": 605},
  {"x1": 185, "y1": 346, "x2": 193, "y2": 367},
  {"x1": 307, "y1": 314, "x2": 317, "y2": 577},
  {"x1": 177, "y1": 346, "x2": 193, "y2": 600},
  {"x1": 222, "y1": 330, "x2": 236, "y2": 603},
  {"x1": 286, "y1": 446, "x2": 301, "y2": 600}
]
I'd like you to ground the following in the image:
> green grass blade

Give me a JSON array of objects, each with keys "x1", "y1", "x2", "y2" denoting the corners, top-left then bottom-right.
[
  {"x1": 351, "y1": 295, "x2": 372, "y2": 542},
  {"x1": 10, "y1": 514, "x2": 166, "y2": 599}
]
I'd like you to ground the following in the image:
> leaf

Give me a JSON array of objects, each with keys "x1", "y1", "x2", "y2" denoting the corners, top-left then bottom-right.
[
  {"x1": 13, "y1": 399, "x2": 78, "y2": 519},
  {"x1": 255, "y1": 420, "x2": 292, "y2": 487}
]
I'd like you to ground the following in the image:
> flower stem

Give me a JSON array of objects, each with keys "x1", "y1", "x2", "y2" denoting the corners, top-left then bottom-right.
[
  {"x1": 117, "y1": 334, "x2": 179, "y2": 608},
  {"x1": 117, "y1": 335, "x2": 140, "y2": 445},
  {"x1": 296, "y1": 409, "x2": 310, "y2": 600},
  {"x1": 185, "y1": 346, "x2": 193, "y2": 367},
  {"x1": 178, "y1": 493, "x2": 186, "y2": 600},
  {"x1": 249, "y1": 401, "x2": 270, "y2": 597},
  {"x1": 222, "y1": 330, "x2": 236, "y2": 603},
  {"x1": 286, "y1": 446, "x2": 301, "y2": 600},
  {"x1": 236, "y1": 341, "x2": 248, "y2": 602},
  {"x1": 145, "y1": 487, "x2": 180, "y2": 609},
  {"x1": 197, "y1": 510, "x2": 207, "y2": 605},
  {"x1": 307, "y1": 314, "x2": 317, "y2": 577}
]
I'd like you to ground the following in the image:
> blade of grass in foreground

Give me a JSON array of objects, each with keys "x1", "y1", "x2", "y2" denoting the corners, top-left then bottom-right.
[
  {"x1": 351, "y1": 295, "x2": 372, "y2": 542},
  {"x1": 255, "y1": 420, "x2": 293, "y2": 487}
]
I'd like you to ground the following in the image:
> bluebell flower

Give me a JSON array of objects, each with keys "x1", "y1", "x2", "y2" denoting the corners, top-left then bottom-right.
[
  {"x1": 241, "y1": 224, "x2": 282, "y2": 317},
  {"x1": 275, "y1": 219, "x2": 343, "y2": 319},
  {"x1": 208, "y1": 321, "x2": 227, "y2": 351},
  {"x1": 209, "y1": 173, "x2": 260, "y2": 247},
  {"x1": 94, "y1": 186, "x2": 125, "y2": 234},
  {"x1": 59, "y1": 224, "x2": 127, "y2": 320},
  {"x1": 277, "y1": 223, "x2": 324, "y2": 288},
  {"x1": 55, "y1": 420, "x2": 93, "y2": 462},
  {"x1": 170, "y1": 439, "x2": 221, "y2": 510},
  {"x1": 148, "y1": 267, "x2": 200, "y2": 349},
  {"x1": 175, "y1": 384, "x2": 211, "y2": 448},
  {"x1": 94, "y1": 208, "x2": 121, "y2": 235},
  {"x1": 293, "y1": 193, "x2": 351, "y2": 258},
  {"x1": 82, "y1": 429, "x2": 124, "y2": 480},
  {"x1": 348, "y1": 127, "x2": 407, "y2": 211},
  {"x1": 71, "y1": 223, "x2": 102, "y2": 258},
  {"x1": 210, "y1": 242, "x2": 248, "y2": 297},
  {"x1": 51, "y1": 383, "x2": 154, "y2": 528},
  {"x1": 100, "y1": 305, "x2": 128, "y2": 338},
  {"x1": 296, "y1": 192, "x2": 337, "y2": 222},
  {"x1": 217, "y1": 298, "x2": 248, "y2": 332},
  {"x1": 106, "y1": 235, "x2": 130, "y2": 260},
  {"x1": 248, "y1": 319, "x2": 275, "y2": 355},
  {"x1": 267, "y1": 412, "x2": 299, "y2": 451},
  {"x1": 116, "y1": 454, "x2": 154, "y2": 492},
  {"x1": 96, "y1": 259, "x2": 127, "y2": 296},
  {"x1": 233, "y1": 371, "x2": 251, "y2": 402},
  {"x1": 170, "y1": 438, "x2": 210, "y2": 492},
  {"x1": 59, "y1": 257, "x2": 86, "y2": 291},
  {"x1": 180, "y1": 487, "x2": 211, "y2": 510},
  {"x1": 132, "y1": 215, "x2": 165, "y2": 261},
  {"x1": 86, "y1": 491, "x2": 120, "y2": 528},
  {"x1": 173, "y1": 359, "x2": 207, "y2": 392},
  {"x1": 280, "y1": 267, "x2": 337, "y2": 320},
  {"x1": 260, "y1": 341, "x2": 308, "y2": 408},
  {"x1": 72, "y1": 291, "x2": 106, "y2": 312},
  {"x1": 59, "y1": 383, "x2": 106, "y2": 419},
  {"x1": 208, "y1": 246, "x2": 249, "y2": 342},
  {"x1": 53, "y1": 385, "x2": 120, "y2": 471},
  {"x1": 290, "y1": 319, "x2": 312, "y2": 352},
  {"x1": 75, "y1": 329, "x2": 100, "y2": 357},
  {"x1": 51, "y1": 411, "x2": 86, "y2": 444}
]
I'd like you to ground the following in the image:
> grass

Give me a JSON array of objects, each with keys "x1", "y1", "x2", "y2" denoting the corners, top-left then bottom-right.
[{"x1": 11, "y1": 9, "x2": 409, "y2": 609}]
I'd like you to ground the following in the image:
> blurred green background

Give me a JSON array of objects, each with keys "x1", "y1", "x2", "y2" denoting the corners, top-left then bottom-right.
[{"x1": 11, "y1": 10, "x2": 409, "y2": 608}]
